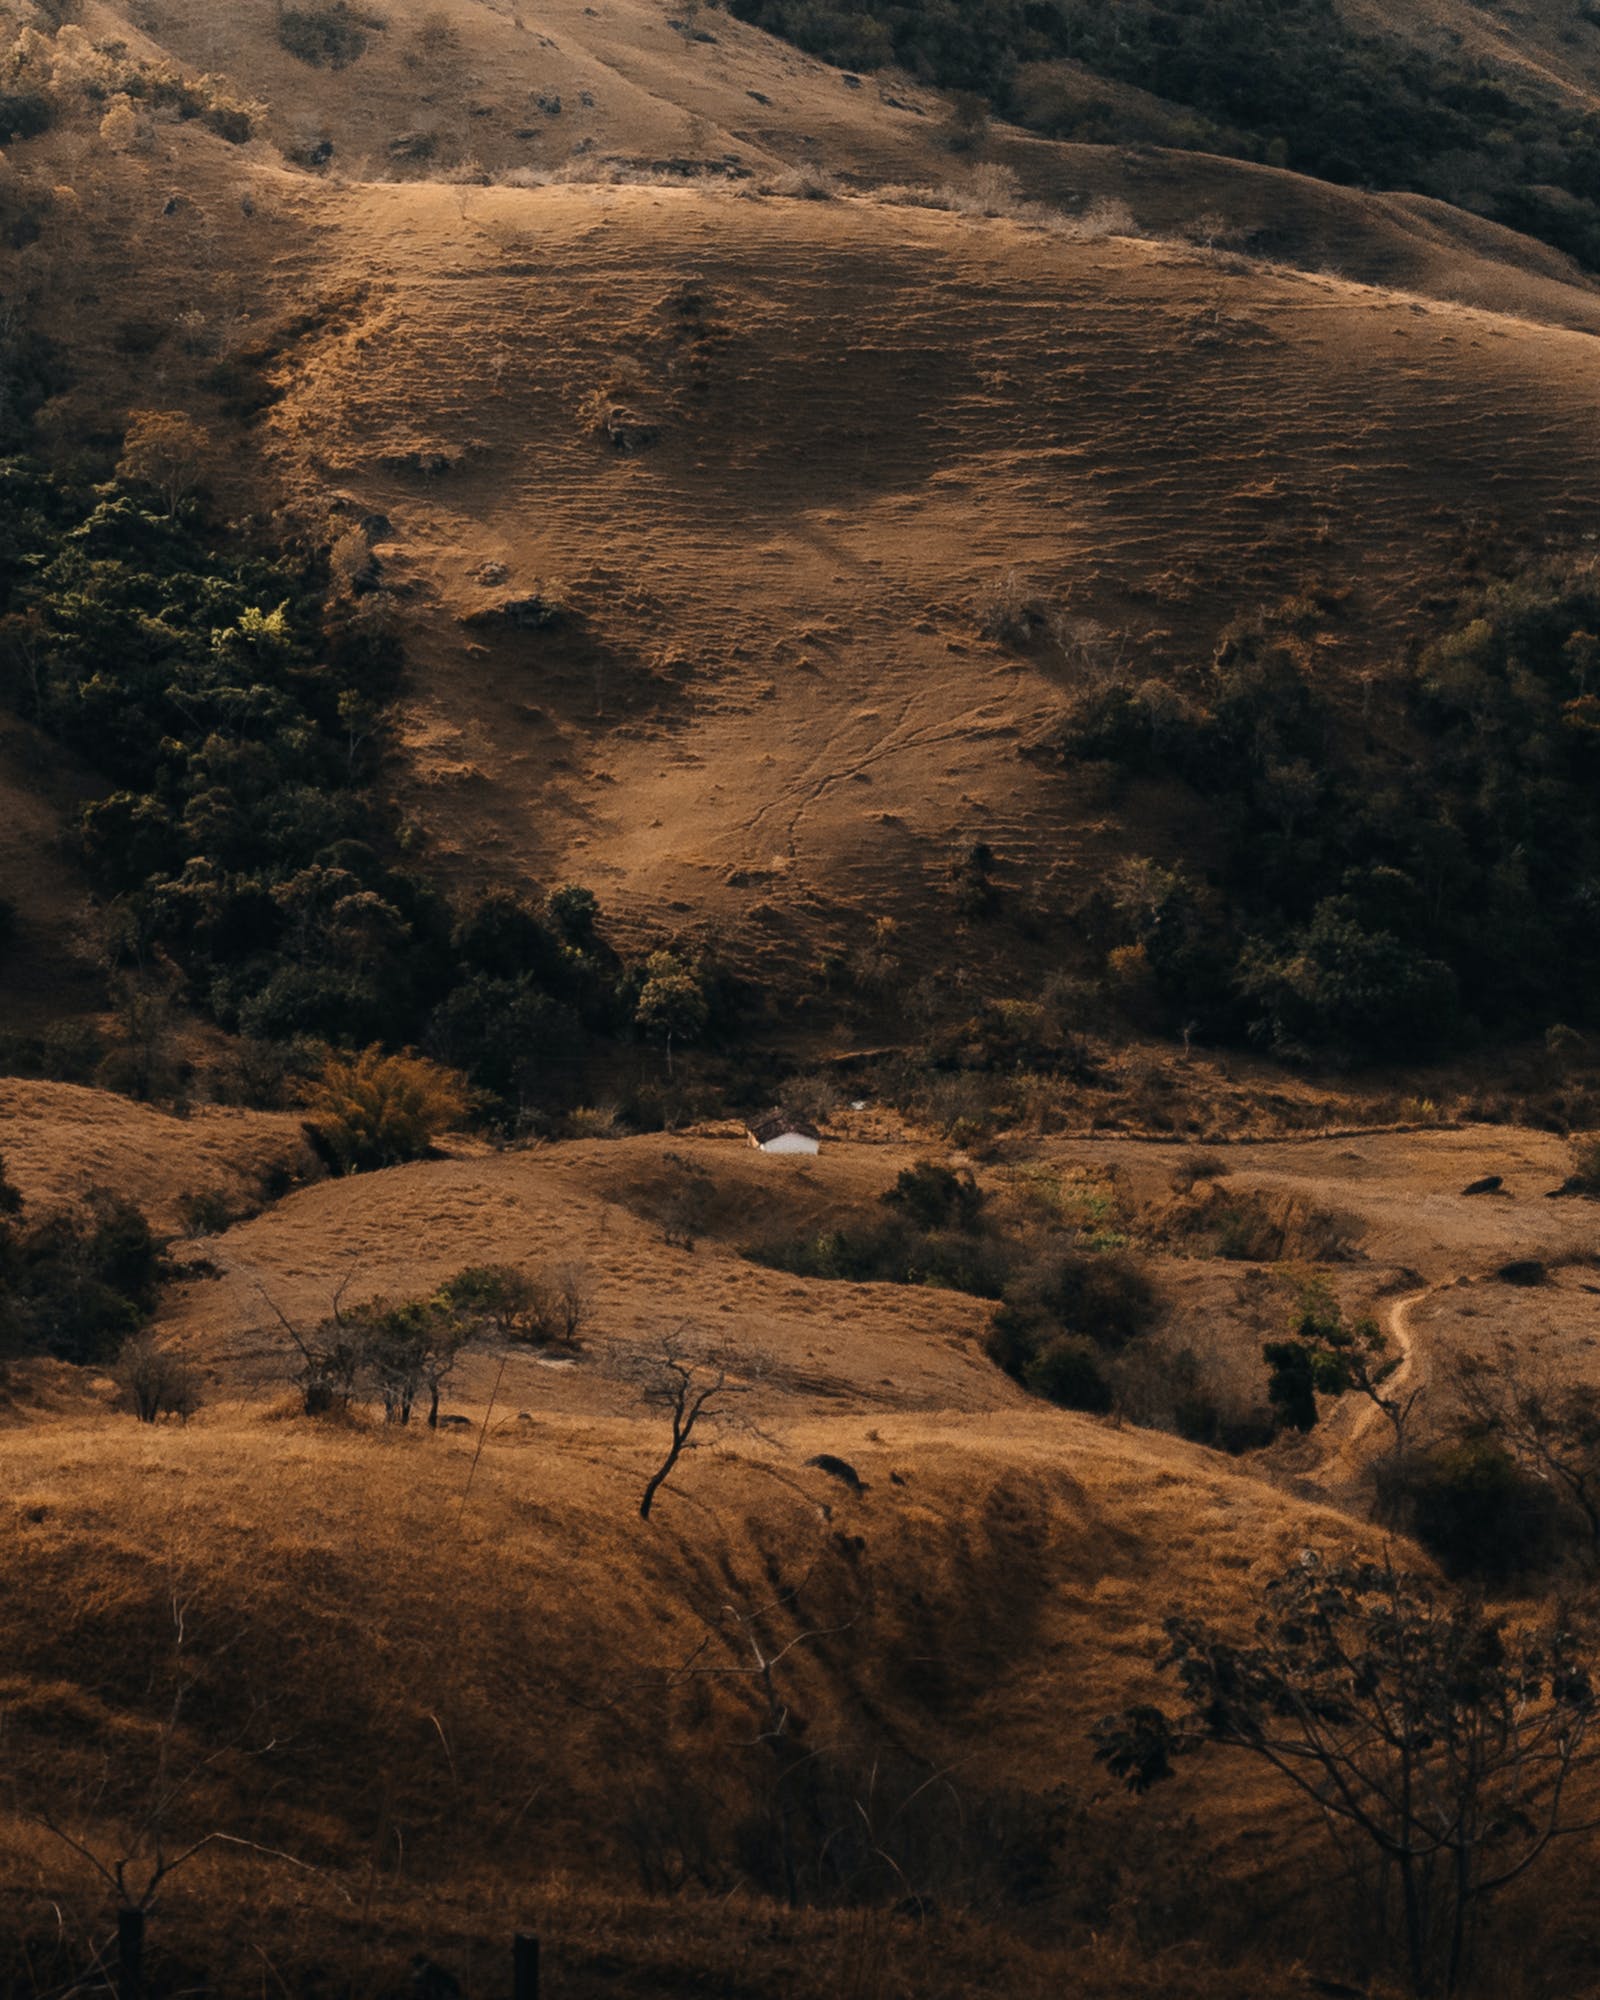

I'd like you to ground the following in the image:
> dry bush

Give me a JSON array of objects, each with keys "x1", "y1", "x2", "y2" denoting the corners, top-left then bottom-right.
[
  {"x1": 564, "y1": 1101, "x2": 626, "y2": 1139},
  {"x1": 1157, "y1": 1183, "x2": 1362, "y2": 1263},
  {"x1": 752, "y1": 164, "x2": 838, "y2": 201},
  {"x1": 115, "y1": 408, "x2": 211, "y2": 515},
  {"x1": 410, "y1": 8, "x2": 460, "y2": 60},
  {"x1": 113, "y1": 1331, "x2": 199, "y2": 1422},
  {"x1": 1168, "y1": 1147, "x2": 1227, "y2": 1195},
  {"x1": 872, "y1": 177, "x2": 1133, "y2": 241},
  {"x1": 276, "y1": 2, "x2": 384, "y2": 69},
  {"x1": 302, "y1": 1045, "x2": 473, "y2": 1173}
]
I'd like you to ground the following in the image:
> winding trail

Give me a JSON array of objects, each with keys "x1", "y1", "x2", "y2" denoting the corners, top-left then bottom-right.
[{"x1": 1322, "y1": 1279, "x2": 1438, "y2": 1489}]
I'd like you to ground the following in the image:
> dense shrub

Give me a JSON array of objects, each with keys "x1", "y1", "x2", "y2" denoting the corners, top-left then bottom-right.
[
  {"x1": 883, "y1": 1160, "x2": 984, "y2": 1233},
  {"x1": 0, "y1": 90, "x2": 53, "y2": 144},
  {"x1": 1005, "y1": 1249, "x2": 1159, "y2": 1350},
  {"x1": 277, "y1": 3, "x2": 384, "y2": 68},
  {"x1": 1376, "y1": 1438, "x2": 1559, "y2": 1582},
  {"x1": 302, "y1": 1046, "x2": 473, "y2": 1173},
  {"x1": 0, "y1": 1158, "x2": 161, "y2": 1366},
  {"x1": 1021, "y1": 1334, "x2": 1113, "y2": 1413},
  {"x1": 0, "y1": 391, "x2": 668, "y2": 1118},
  {"x1": 0, "y1": 1021, "x2": 104, "y2": 1084},
  {"x1": 1056, "y1": 565, "x2": 1600, "y2": 1058},
  {"x1": 986, "y1": 1247, "x2": 1162, "y2": 1411}
]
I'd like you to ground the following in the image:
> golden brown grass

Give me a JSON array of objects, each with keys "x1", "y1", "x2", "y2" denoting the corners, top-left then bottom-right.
[{"x1": 0, "y1": 1406, "x2": 1375, "y2": 1994}]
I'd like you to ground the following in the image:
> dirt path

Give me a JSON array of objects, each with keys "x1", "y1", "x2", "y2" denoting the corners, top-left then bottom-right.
[{"x1": 1317, "y1": 1279, "x2": 1437, "y2": 1493}]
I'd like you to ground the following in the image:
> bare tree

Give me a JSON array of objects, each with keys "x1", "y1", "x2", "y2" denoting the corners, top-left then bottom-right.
[
  {"x1": 25, "y1": 1593, "x2": 327, "y2": 1967},
  {"x1": 1095, "y1": 1551, "x2": 1600, "y2": 1997},
  {"x1": 634, "y1": 1331, "x2": 748, "y2": 1522},
  {"x1": 668, "y1": 1576, "x2": 852, "y2": 1905},
  {"x1": 257, "y1": 1273, "x2": 364, "y2": 1417},
  {"x1": 113, "y1": 1332, "x2": 200, "y2": 1424}
]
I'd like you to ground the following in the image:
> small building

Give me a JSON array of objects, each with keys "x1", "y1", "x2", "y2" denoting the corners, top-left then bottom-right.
[{"x1": 746, "y1": 1110, "x2": 822, "y2": 1157}]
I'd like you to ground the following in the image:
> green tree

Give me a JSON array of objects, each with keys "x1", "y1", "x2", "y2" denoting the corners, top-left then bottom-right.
[{"x1": 634, "y1": 952, "x2": 708, "y2": 1073}]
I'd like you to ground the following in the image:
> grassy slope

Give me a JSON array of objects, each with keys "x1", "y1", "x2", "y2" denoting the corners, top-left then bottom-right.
[
  {"x1": 4, "y1": 0, "x2": 1600, "y2": 984},
  {"x1": 0, "y1": 1395, "x2": 1371, "y2": 1994},
  {"x1": 8, "y1": 1106, "x2": 1599, "y2": 1988},
  {"x1": 7, "y1": 3, "x2": 1600, "y2": 1976}
]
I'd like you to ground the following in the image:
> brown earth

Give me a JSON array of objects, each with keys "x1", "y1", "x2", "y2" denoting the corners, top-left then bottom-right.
[{"x1": 8, "y1": 0, "x2": 1600, "y2": 981}]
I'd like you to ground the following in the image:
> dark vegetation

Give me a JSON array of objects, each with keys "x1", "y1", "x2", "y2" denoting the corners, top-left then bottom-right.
[
  {"x1": 0, "y1": 398, "x2": 738, "y2": 1124},
  {"x1": 272, "y1": 1261, "x2": 586, "y2": 1421},
  {"x1": 1056, "y1": 571, "x2": 1600, "y2": 1060},
  {"x1": 275, "y1": 2, "x2": 385, "y2": 70},
  {"x1": 748, "y1": 1159, "x2": 1161, "y2": 1413},
  {"x1": 0, "y1": 1154, "x2": 159, "y2": 1365},
  {"x1": 729, "y1": 0, "x2": 1600, "y2": 271}
]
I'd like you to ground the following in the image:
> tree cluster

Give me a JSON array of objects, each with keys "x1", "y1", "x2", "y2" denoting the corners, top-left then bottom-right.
[
  {"x1": 730, "y1": 0, "x2": 1600, "y2": 272},
  {"x1": 274, "y1": 1261, "x2": 589, "y2": 1422},
  {"x1": 0, "y1": 422, "x2": 730, "y2": 1121},
  {"x1": 0, "y1": 1155, "x2": 160, "y2": 1365},
  {"x1": 1060, "y1": 566, "x2": 1600, "y2": 1059}
]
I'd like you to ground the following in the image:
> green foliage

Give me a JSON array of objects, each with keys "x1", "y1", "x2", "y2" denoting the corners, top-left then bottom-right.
[
  {"x1": 1261, "y1": 1338, "x2": 1319, "y2": 1433},
  {"x1": 0, "y1": 1020, "x2": 105, "y2": 1085},
  {"x1": 438, "y1": 1264, "x2": 540, "y2": 1340},
  {"x1": 0, "y1": 407, "x2": 659, "y2": 1118},
  {"x1": 1006, "y1": 1249, "x2": 1158, "y2": 1351},
  {"x1": 1382, "y1": 1437, "x2": 1559, "y2": 1582},
  {"x1": 1060, "y1": 564, "x2": 1600, "y2": 1057},
  {"x1": 439, "y1": 1262, "x2": 588, "y2": 1347},
  {"x1": 987, "y1": 1248, "x2": 1160, "y2": 1413},
  {"x1": 349, "y1": 1294, "x2": 467, "y2": 1425},
  {"x1": 0, "y1": 1157, "x2": 161, "y2": 1366},
  {"x1": 1262, "y1": 1282, "x2": 1393, "y2": 1435},
  {"x1": 634, "y1": 951, "x2": 710, "y2": 1057},
  {"x1": 731, "y1": 0, "x2": 1600, "y2": 272},
  {"x1": 882, "y1": 1159, "x2": 983, "y2": 1233}
]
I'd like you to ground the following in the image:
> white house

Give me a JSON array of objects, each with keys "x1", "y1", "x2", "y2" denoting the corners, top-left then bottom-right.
[{"x1": 746, "y1": 1110, "x2": 822, "y2": 1156}]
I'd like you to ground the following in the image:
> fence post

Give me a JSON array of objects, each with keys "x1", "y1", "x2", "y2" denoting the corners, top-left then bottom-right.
[
  {"x1": 513, "y1": 1930, "x2": 540, "y2": 2000},
  {"x1": 117, "y1": 1907, "x2": 145, "y2": 2000}
]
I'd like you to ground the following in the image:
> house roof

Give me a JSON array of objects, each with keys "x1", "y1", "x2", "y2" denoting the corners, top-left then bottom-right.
[{"x1": 747, "y1": 1110, "x2": 822, "y2": 1144}]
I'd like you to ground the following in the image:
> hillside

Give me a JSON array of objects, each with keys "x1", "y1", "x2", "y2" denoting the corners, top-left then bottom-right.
[
  {"x1": 5, "y1": 0, "x2": 1600, "y2": 993},
  {"x1": 8, "y1": 3, "x2": 1600, "y2": 1992},
  {"x1": 1, "y1": 1100, "x2": 1597, "y2": 1990}
]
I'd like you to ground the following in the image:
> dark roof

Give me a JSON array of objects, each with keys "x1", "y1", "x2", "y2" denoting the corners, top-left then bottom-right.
[{"x1": 747, "y1": 1110, "x2": 822, "y2": 1144}]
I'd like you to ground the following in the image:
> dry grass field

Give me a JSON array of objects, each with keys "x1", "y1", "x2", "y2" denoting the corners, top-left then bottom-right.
[{"x1": 8, "y1": 0, "x2": 1600, "y2": 1990}]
